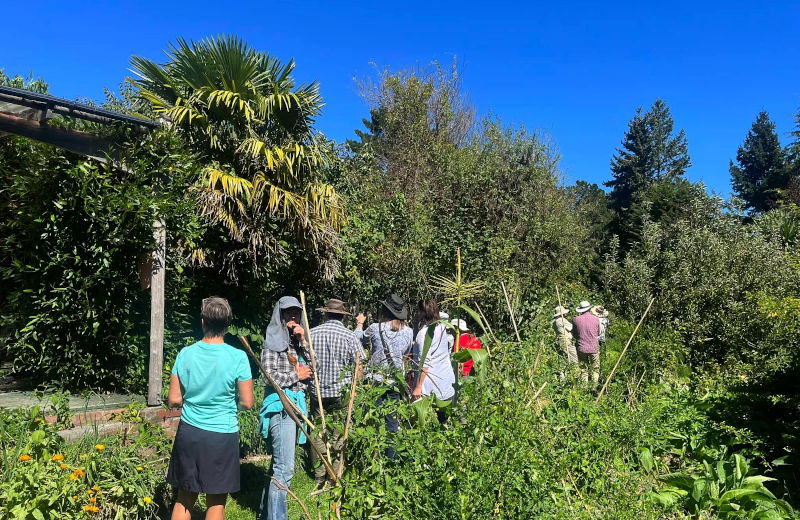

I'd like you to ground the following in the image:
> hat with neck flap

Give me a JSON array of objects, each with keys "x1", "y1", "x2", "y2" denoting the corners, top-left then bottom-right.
[{"x1": 263, "y1": 296, "x2": 308, "y2": 352}]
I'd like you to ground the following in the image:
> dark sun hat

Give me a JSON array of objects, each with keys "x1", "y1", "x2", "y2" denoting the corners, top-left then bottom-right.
[
  {"x1": 381, "y1": 294, "x2": 408, "y2": 320},
  {"x1": 316, "y1": 298, "x2": 351, "y2": 315}
]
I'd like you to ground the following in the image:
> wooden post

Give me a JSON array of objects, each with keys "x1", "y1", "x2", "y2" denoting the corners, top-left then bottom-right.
[{"x1": 147, "y1": 219, "x2": 166, "y2": 406}]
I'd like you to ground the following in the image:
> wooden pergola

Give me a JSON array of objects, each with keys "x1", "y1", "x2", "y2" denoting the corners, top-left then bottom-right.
[{"x1": 0, "y1": 85, "x2": 166, "y2": 405}]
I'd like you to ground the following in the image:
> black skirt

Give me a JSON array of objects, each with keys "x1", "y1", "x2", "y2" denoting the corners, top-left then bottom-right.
[{"x1": 166, "y1": 421, "x2": 240, "y2": 494}]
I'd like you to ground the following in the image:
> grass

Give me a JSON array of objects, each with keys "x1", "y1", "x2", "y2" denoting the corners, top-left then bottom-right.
[{"x1": 185, "y1": 451, "x2": 330, "y2": 520}]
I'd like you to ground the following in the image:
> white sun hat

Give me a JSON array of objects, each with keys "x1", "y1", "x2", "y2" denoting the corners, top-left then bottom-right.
[
  {"x1": 439, "y1": 311, "x2": 450, "y2": 321},
  {"x1": 450, "y1": 318, "x2": 468, "y2": 331},
  {"x1": 553, "y1": 306, "x2": 570, "y2": 318},
  {"x1": 576, "y1": 301, "x2": 591, "y2": 313}
]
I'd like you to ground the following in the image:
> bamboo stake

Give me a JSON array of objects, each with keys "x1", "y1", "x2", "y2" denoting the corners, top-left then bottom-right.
[
  {"x1": 595, "y1": 297, "x2": 655, "y2": 404},
  {"x1": 532, "y1": 339, "x2": 544, "y2": 374},
  {"x1": 300, "y1": 291, "x2": 333, "y2": 466},
  {"x1": 237, "y1": 335, "x2": 337, "y2": 481},
  {"x1": 501, "y1": 281, "x2": 521, "y2": 342},
  {"x1": 337, "y1": 352, "x2": 361, "y2": 479}
]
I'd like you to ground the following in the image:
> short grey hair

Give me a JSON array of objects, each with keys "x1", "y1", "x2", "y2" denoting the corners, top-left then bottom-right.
[{"x1": 201, "y1": 297, "x2": 232, "y2": 337}]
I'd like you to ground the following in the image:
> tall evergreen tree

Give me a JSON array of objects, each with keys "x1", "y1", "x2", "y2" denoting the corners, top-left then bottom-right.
[
  {"x1": 786, "y1": 106, "x2": 800, "y2": 183},
  {"x1": 605, "y1": 99, "x2": 691, "y2": 247},
  {"x1": 730, "y1": 111, "x2": 787, "y2": 214}
]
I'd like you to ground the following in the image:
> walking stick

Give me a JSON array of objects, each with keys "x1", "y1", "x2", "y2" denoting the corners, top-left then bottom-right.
[
  {"x1": 595, "y1": 297, "x2": 655, "y2": 404},
  {"x1": 237, "y1": 335, "x2": 337, "y2": 481},
  {"x1": 300, "y1": 291, "x2": 333, "y2": 467}
]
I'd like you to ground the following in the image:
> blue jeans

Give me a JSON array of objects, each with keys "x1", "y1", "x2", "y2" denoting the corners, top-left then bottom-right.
[
  {"x1": 259, "y1": 411, "x2": 296, "y2": 520},
  {"x1": 376, "y1": 389, "x2": 401, "y2": 458}
]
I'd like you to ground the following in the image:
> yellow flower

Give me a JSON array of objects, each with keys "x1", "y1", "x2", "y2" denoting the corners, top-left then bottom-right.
[
  {"x1": 143, "y1": 497, "x2": 152, "y2": 505},
  {"x1": 94, "y1": 444, "x2": 105, "y2": 451},
  {"x1": 18, "y1": 454, "x2": 31, "y2": 462},
  {"x1": 92, "y1": 485, "x2": 100, "y2": 491},
  {"x1": 80, "y1": 453, "x2": 88, "y2": 458},
  {"x1": 87, "y1": 489, "x2": 94, "y2": 495},
  {"x1": 82, "y1": 505, "x2": 100, "y2": 513},
  {"x1": 51, "y1": 453, "x2": 64, "y2": 462},
  {"x1": 136, "y1": 466, "x2": 143, "y2": 471},
  {"x1": 60, "y1": 464, "x2": 67, "y2": 470},
  {"x1": 72, "y1": 495, "x2": 79, "y2": 500},
  {"x1": 70, "y1": 473, "x2": 79, "y2": 480}
]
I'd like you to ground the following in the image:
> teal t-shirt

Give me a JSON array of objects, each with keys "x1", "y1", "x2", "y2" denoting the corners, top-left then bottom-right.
[{"x1": 172, "y1": 341, "x2": 252, "y2": 433}]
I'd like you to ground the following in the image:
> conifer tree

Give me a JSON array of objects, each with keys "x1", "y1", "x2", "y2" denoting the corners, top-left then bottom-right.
[
  {"x1": 730, "y1": 111, "x2": 787, "y2": 214},
  {"x1": 605, "y1": 99, "x2": 691, "y2": 247}
]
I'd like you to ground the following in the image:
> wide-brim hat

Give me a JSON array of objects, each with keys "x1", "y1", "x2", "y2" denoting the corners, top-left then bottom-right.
[
  {"x1": 316, "y1": 298, "x2": 351, "y2": 315},
  {"x1": 590, "y1": 305, "x2": 609, "y2": 318},
  {"x1": 553, "y1": 305, "x2": 569, "y2": 318},
  {"x1": 576, "y1": 301, "x2": 591, "y2": 313},
  {"x1": 450, "y1": 318, "x2": 468, "y2": 332},
  {"x1": 439, "y1": 311, "x2": 450, "y2": 320},
  {"x1": 381, "y1": 294, "x2": 408, "y2": 320}
]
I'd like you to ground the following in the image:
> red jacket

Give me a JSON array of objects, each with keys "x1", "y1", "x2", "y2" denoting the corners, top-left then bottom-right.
[{"x1": 457, "y1": 333, "x2": 482, "y2": 376}]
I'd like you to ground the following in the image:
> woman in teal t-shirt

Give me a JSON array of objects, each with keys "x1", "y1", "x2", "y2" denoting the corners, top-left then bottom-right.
[{"x1": 166, "y1": 297, "x2": 254, "y2": 520}]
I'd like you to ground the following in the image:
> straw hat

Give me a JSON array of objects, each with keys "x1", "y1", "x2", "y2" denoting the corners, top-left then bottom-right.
[
  {"x1": 553, "y1": 305, "x2": 570, "y2": 318},
  {"x1": 576, "y1": 301, "x2": 591, "y2": 313},
  {"x1": 590, "y1": 305, "x2": 609, "y2": 318}
]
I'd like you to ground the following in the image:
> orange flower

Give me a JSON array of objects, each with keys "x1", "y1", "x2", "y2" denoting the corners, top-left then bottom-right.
[
  {"x1": 89, "y1": 497, "x2": 96, "y2": 503},
  {"x1": 75, "y1": 469, "x2": 85, "y2": 476},
  {"x1": 94, "y1": 444, "x2": 105, "y2": 451},
  {"x1": 82, "y1": 505, "x2": 100, "y2": 513},
  {"x1": 60, "y1": 464, "x2": 67, "y2": 470},
  {"x1": 51, "y1": 454, "x2": 64, "y2": 462},
  {"x1": 18, "y1": 454, "x2": 31, "y2": 462}
]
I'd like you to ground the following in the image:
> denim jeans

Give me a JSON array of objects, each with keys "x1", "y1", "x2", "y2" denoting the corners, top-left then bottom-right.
[
  {"x1": 376, "y1": 389, "x2": 401, "y2": 458},
  {"x1": 259, "y1": 411, "x2": 296, "y2": 520}
]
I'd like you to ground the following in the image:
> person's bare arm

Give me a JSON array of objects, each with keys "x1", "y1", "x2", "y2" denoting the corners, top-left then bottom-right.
[
  {"x1": 413, "y1": 368, "x2": 428, "y2": 400},
  {"x1": 237, "y1": 379, "x2": 254, "y2": 410},
  {"x1": 167, "y1": 373, "x2": 183, "y2": 409}
]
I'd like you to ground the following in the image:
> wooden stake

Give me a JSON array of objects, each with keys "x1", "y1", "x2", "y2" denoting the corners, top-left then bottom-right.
[
  {"x1": 270, "y1": 477, "x2": 314, "y2": 520},
  {"x1": 337, "y1": 351, "x2": 361, "y2": 479},
  {"x1": 147, "y1": 218, "x2": 166, "y2": 406},
  {"x1": 501, "y1": 281, "x2": 521, "y2": 342},
  {"x1": 237, "y1": 335, "x2": 337, "y2": 481},
  {"x1": 300, "y1": 291, "x2": 333, "y2": 466},
  {"x1": 595, "y1": 297, "x2": 655, "y2": 404}
]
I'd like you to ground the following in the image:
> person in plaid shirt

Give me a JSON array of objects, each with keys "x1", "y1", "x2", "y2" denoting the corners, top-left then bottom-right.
[
  {"x1": 308, "y1": 298, "x2": 364, "y2": 487},
  {"x1": 258, "y1": 296, "x2": 312, "y2": 520}
]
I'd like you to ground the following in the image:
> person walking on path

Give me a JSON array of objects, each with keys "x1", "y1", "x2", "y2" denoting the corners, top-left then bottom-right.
[
  {"x1": 450, "y1": 318, "x2": 482, "y2": 377},
  {"x1": 412, "y1": 300, "x2": 456, "y2": 423},
  {"x1": 355, "y1": 294, "x2": 413, "y2": 457},
  {"x1": 258, "y1": 296, "x2": 313, "y2": 520},
  {"x1": 572, "y1": 300, "x2": 601, "y2": 390},
  {"x1": 307, "y1": 298, "x2": 365, "y2": 487},
  {"x1": 166, "y1": 297, "x2": 254, "y2": 520},
  {"x1": 551, "y1": 306, "x2": 577, "y2": 371}
]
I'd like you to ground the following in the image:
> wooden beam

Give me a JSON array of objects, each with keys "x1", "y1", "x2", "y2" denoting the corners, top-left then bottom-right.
[
  {"x1": 0, "y1": 112, "x2": 113, "y2": 162},
  {"x1": 147, "y1": 219, "x2": 166, "y2": 406}
]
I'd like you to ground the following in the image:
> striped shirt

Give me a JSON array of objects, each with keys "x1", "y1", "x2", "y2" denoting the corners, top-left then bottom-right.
[{"x1": 309, "y1": 320, "x2": 365, "y2": 399}]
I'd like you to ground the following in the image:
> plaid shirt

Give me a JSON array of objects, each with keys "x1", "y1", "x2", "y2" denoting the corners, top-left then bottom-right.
[
  {"x1": 260, "y1": 338, "x2": 309, "y2": 393},
  {"x1": 309, "y1": 320, "x2": 365, "y2": 399}
]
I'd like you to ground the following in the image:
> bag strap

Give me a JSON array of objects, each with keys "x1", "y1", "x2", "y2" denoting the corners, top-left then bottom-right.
[{"x1": 377, "y1": 323, "x2": 395, "y2": 369}]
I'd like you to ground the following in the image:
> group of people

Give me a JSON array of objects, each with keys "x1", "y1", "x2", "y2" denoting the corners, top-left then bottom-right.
[
  {"x1": 551, "y1": 300, "x2": 609, "y2": 387},
  {"x1": 164, "y1": 294, "x2": 482, "y2": 520}
]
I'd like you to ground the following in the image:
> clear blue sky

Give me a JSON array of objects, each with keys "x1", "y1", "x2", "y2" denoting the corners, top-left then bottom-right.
[{"x1": 2, "y1": 1, "x2": 799, "y2": 197}]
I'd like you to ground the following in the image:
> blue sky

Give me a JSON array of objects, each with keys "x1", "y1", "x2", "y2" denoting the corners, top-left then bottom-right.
[{"x1": 2, "y1": 1, "x2": 798, "y2": 197}]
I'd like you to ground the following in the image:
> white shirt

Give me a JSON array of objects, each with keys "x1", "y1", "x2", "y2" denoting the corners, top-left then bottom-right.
[{"x1": 412, "y1": 323, "x2": 455, "y2": 400}]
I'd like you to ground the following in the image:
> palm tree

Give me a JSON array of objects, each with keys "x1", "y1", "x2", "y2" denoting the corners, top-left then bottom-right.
[{"x1": 130, "y1": 35, "x2": 344, "y2": 279}]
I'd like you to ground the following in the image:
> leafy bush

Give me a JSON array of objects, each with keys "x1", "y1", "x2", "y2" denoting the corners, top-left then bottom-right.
[{"x1": 326, "y1": 329, "x2": 773, "y2": 519}]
